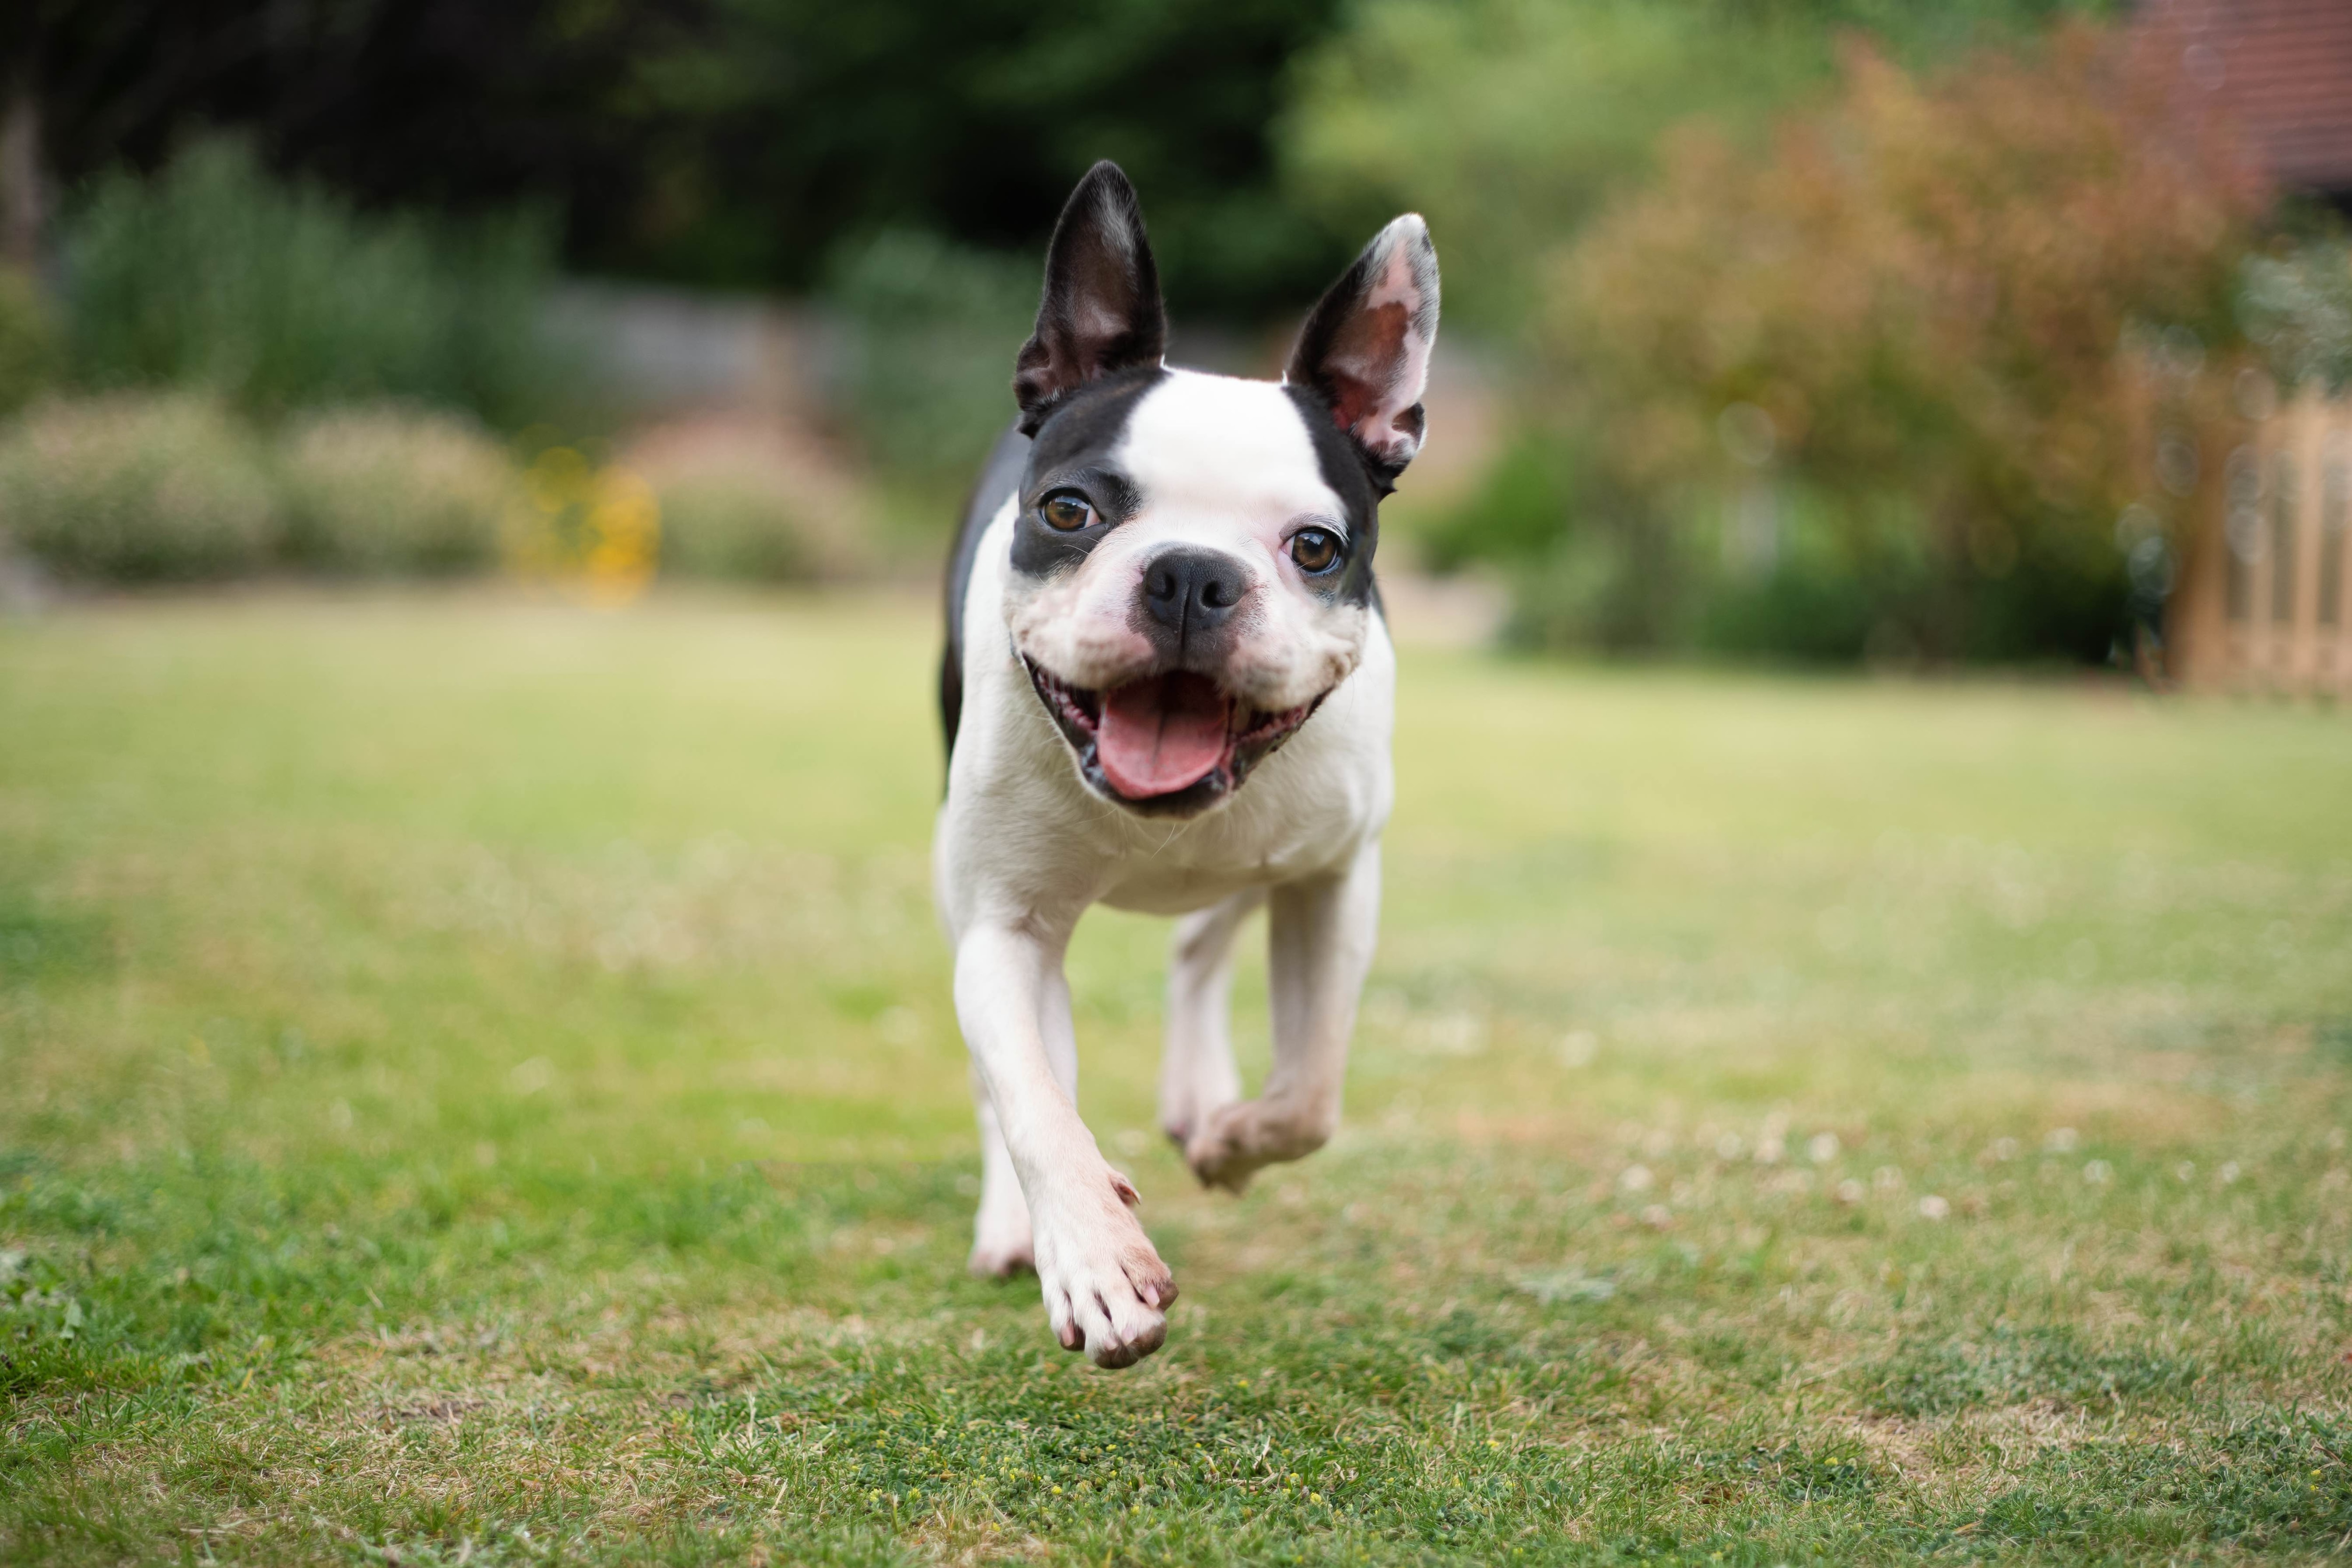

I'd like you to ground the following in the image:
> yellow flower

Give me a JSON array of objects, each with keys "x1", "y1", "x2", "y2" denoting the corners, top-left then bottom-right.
[{"x1": 504, "y1": 451, "x2": 662, "y2": 606}]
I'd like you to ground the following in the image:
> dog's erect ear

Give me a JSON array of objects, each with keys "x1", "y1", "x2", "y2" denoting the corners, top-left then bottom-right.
[
  {"x1": 1014, "y1": 161, "x2": 1168, "y2": 435},
  {"x1": 1287, "y1": 214, "x2": 1440, "y2": 489}
]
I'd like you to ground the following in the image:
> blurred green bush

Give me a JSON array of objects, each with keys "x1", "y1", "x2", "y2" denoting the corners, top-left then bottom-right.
[
  {"x1": 1285, "y1": 0, "x2": 1819, "y2": 331},
  {"x1": 61, "y1": 140, "x2": 580, "y2": 430},
  {"x1": 826, "y1": 230, "x2": 1036, "y2": 494},
  {"x1": 0, "y1": 394, "x2": 280, "y2": 581},
  {"x1": 1284, "y1": 0, "x2": 2105, "y2": 332},
  {"x1": 278, "y1": 407, "x2": 521, "y2": 576},
  {"x1": 0, "y1": 390, "x2": 892, "y2": 588},
  {"x1": 0, "y1": 269, "x2": 62, "y2": 418}
]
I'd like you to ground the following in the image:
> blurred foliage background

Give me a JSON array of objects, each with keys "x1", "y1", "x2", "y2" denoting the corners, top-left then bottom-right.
[{"x1": 2, "y1": 0, "x2": 2351, "y2": 664}]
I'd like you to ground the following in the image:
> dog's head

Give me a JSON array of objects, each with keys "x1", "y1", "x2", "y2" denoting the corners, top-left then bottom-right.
[{"x1": 1002, "y1": 162, "x2": 1439, "y2": 818}]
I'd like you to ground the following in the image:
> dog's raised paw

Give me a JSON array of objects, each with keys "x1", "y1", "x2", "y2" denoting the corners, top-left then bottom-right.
[
  {"x1": 1187, "y1": 1147, "x2": 1255, "y2": 1194},
  {"x1": 1184, "y1": 1104, "x2": 1262, "y2": 1192},
  {"x1": 1185, "y1": 1097, "x2": 1334, "y2": 1193}
]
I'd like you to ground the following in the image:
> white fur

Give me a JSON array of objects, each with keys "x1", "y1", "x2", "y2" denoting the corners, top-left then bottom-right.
[{"x1": 936, "y1": 373, "x2": 1396, "y2": 1367}]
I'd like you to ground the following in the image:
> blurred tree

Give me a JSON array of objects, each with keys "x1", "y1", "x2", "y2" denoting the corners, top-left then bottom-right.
[
  {"x1": 2, "y1": 83, "x2": 41, "y2": 270},
  {"x1": 0, "y1": 1, "x2": 693, "y2": 278},
  {"x1": 0, "y1": 0, "x2": 1344, "y2": 316},
  {"x1": 823, "y1": 230, "x2": 1039, "y2": 490},
  {"x1": 1546, "y1": 28, "x2": 2266, "y2": 661},
  {"x1": 636, "y1": 0, "x2": 1348, "y2": 312},
  {"x1": 1284, "y1": 0, "x2": 2115, "y2": 332}
]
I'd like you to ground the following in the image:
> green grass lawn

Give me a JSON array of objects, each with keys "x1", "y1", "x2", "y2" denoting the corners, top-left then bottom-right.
[{"x1": 3, "y1": 590, "x2": 2350, "y2": 1565}]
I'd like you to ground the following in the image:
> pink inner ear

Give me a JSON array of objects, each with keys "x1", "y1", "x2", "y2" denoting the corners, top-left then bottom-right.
[
  {"x1": 1327, "y1": 376, "x2": 1375, "y2": 435},
  {"x1": 1326, "y1": 299, "x2": 1412, "y2": 435}
]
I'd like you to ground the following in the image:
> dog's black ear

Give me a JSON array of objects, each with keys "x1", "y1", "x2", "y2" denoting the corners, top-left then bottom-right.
[
  {"x1": 1287, "y1": 214, "x2": 1440, "y2": 491},
  {"x1": 1014, "y1": 161, "x2": 1168, "y2": 435}
]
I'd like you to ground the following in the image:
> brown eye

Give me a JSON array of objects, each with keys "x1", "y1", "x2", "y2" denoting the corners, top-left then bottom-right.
[
  {"x1": 1041, "y1": 493, "x2": 1094, "y2": 531},
  {"x1": 1290, "y1": 527, "x2": 1342, "y2": 574}
]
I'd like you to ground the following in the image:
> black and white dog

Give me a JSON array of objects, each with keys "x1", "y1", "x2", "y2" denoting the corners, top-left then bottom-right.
[{"x1": 935, "y1": 162, "x2": 1438, "y2": 1368}]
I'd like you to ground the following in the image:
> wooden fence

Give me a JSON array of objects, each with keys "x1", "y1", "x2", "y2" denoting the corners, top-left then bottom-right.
[{"x1": 2169, "y1": 393, "x2": 2352, "y2": 695}]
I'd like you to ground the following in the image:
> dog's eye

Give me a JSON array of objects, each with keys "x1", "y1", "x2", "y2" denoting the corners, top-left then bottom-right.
[
  {"x1": 1040, "y1": 493, "x2": 1094, "y2": 532},
  {"x1": 1290, "y1": 527, "x2": 1342, "y2": 574}
]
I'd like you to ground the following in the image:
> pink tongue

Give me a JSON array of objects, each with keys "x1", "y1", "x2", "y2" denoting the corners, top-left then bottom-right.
[{"x1": 1098, "y1": 673, "x2": 1232, "y2": 797}]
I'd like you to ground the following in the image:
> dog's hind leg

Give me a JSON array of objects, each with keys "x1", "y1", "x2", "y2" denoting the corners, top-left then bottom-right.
[
  {"x1": 1159, "y1": 887, "x2": 1265, "y2": 1149},
  {"x1": 969, "y1": 966, "x2": 1080, "y2": 1278},
  {"x1": 1185, "y1": 845, "x2": 1379, "y2": 1192}
]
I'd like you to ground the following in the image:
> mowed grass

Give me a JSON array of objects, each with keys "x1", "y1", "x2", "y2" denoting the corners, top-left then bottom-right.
[{"x1": 2, "y1": 590, "x2": 2350, "y2": 1566}]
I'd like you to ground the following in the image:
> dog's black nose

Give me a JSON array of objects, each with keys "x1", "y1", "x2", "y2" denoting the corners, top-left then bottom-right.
[{"x1": 1140, "y1": 547, "x2": 1248, "y2": 650}]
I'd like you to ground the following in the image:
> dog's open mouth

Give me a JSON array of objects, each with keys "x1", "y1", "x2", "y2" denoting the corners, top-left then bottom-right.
[{"x1": 1025, "y1": 660, "x2": 1318, "y2": 813}]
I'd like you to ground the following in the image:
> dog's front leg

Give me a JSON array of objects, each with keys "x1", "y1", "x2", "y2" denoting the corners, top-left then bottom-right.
[
  {"x1": 1185, "y1": 844, "x2": 1380, "y2": 1192},
  {"x1": 956, "y1": 918, "x2": 1176, "y2": 1367},
  {"x1": 969, "y1": 961, "x2": 1078, "y2": 1277}
]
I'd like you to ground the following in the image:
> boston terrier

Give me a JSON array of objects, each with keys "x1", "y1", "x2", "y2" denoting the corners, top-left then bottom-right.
[{"x1": 934, "y1": 161, "x2": 1438, "y2": 1368}]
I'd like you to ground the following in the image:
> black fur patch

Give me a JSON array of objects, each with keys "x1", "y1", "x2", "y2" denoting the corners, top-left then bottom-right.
[
  {"x1": 938, "y1": 368, "x2": 1168, "y2": 768},
  {"x1": 1283, "y1": 383, "x2": 1383, "y2": 609},
  {"x1": 939, "y1": 422, "x2": 1032, "y2": 765},
  {"x1": 1009, "y1": 366, "x2": 1164, "y2": 579}
]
